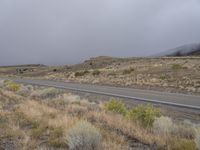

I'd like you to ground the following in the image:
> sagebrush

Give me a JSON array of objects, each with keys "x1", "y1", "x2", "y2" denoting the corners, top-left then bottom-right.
[
  {"x1": 153, "y1": 116, "x2": 173, "y2": 135},
  {"x1": 66, "y1": 121, "x2": 101, "y2": 150}
]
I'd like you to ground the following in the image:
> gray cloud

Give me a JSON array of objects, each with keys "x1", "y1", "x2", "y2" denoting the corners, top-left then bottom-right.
[{"x1": 0, "y1": 0, "x2": 200, "y2": 65}]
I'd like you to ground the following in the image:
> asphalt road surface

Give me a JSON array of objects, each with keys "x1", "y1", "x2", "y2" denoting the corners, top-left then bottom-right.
[{"x1": 1, "y1": 77, "x2": 200, "y2": 110}]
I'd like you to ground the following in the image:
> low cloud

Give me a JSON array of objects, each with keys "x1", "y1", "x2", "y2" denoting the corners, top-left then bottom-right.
[{"x1": 0, "y1": 0, "x2": 200, "y2": 65}]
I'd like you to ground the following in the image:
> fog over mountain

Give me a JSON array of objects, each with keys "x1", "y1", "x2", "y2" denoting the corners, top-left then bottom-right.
[
  {"x1": 0, "y1": 0, "x2": 200, "y2": 65},
  {"x1": 155, "y1": 43, "x2": 200, "y2": 57}
]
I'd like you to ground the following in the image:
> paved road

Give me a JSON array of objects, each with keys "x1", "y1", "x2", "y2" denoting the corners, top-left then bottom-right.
[{"x1": 1, "y1": 77, "x2": 200, "y2": 110}]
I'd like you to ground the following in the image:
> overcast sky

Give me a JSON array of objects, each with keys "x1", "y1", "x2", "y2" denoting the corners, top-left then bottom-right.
[{"x1": 0, "y1": 0, "x2": 200, "y2": 65}]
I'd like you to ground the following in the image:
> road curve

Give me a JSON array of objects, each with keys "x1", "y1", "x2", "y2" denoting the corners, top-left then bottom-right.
[{"x1": 1, "y1": 77, "x2": 200, "y2": 110}]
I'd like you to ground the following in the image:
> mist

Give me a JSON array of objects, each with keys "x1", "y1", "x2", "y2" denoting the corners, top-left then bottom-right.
[{"x1": 0, "y1": 0, "x2": 200, "y2": 65}]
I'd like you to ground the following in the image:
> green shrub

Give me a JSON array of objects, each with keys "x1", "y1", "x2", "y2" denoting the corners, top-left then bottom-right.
[
  {"x1": 123, "y1": 68, "x2": 134, "y2": 75},
  {"x1": 171, "y1": 64, "x2": 183, "y2": 70},
  {"x1": 159, "y1": 75, "x2": 167, "y2": 80},
  {"x1": 66, "y1": 121, "x2": 101, "y2": 150},
  {"x1": 104, "y1": 99, "x2": 127, "y2": 115},
  {"x1": 92, "y1": 70, "x2": 100, "y2": 76},
  {"x1": 75, "y1": 70, "x2": 89, "y2": 77},
  {"x1": 126, "y1": 105, "x2": 160, "y2": 128},
  {"x1": 3, "y1": 80, "x2": 11, "y2": 86},
  {"x1": 4, "y1": 80, "x2": 20, "y2": 92},
  {"x1": 169, "y1": 139, "x2": 197, "y2": 150}
]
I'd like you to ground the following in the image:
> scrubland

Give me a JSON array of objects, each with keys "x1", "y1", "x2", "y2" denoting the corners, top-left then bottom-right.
[
  {"x1": 1, "y1": 57, "x2": 200, "y2": 95},
  {"x1": 62, "y1": 57, "x2": 200, "y2": 94},
  {"x1": 0, "y1": 80, "x2": 200, "y2": 150}
]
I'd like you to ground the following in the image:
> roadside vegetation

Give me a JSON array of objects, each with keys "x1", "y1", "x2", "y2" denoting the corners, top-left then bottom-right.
[
  {"x1": 0, "y1": 80, "x2": 199, "y2": 150},
  {"x1": 171, "y1": 64, "x2": 184, "y2": 70},
  {"x1": 92, "y1": 70, "x2": 101, "y2": 76},
  {"x1": 74, "y1": 70, "x2": 89, "y2": 77},
  {"x1": 122, "y1": 68, "x2": 134, "y2": 75}
]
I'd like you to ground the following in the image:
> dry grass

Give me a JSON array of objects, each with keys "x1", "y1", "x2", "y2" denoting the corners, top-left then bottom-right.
[
  {"x1": 30, "y1": 87, "x2": 61, "y2": 99},
  {"x1": 17, "y1": 100, "x2": 77, "y2": 130},
  {"x1": 153, "y1": 116, "x2": 174, "y2": 135},
  {"x1": 195, "y1": 127, "x2": 200, "y2": 150},
  {"x1": 101, "y1": 130, "x2": 130, "y2": 150},
  {"x1": 0, "y1": 81, "x2": 199, "y2": 149},
  {"x1": 86, "y1": 111, "x2": 165, "y2": 147}
]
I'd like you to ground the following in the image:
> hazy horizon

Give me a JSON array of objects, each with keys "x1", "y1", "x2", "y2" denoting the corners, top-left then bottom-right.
[{"x1": 0, "y1": 0, "x2": 200, "y2": 65}]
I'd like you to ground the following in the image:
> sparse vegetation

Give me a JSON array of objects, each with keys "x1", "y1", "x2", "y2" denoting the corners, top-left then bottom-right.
[
  {"x1": 173, "y1": 120, "x2": 196, "y2": 139},
  {"x1": 104, "y1": 100, "x2": 161, "y2": 128},
  {"x1": 0, "y1": 57, "x2": 200, "y2": 95},
  {"x1": 92, "y1": 70, "x2": 100, "y2": 76},
  {"x1": 0, "y1": 80, "x2": 199, "y2": 149},
  {"x1": 195, "y1": 127, "x2": 200, "y2": 150},
  {"x1": 66, "y1": 121, "x2": 101, "y2": 150},
  {"x1": 4, "y1": 80, "x2": 20, "y2": 91},
  {"x1": 126, "y1": 105, "x2": 160, "y2": 127},
  {"x1": 107, "y1": 72, "x2": 116, "y2": 76},
  {"x1": 159, "y1": 75, "x2": 168, "y2": 80},
  {"x1": 75, "y1": 70, "x2": 89, "y2": 77},
  {"x1": 153, "y1": 116, "x2": 173, "y2": 135},
  {"x1": 169, "y1": 139, "x2": 197, "y2": 150},
  {"x1": 0, "y1": 80, "x2": 4, "y2": 87},
  {"x1": 122, "y1": 68, "x2": 134, "y2": 75},
  {"x1": 30, "y1": 87, "x2": 61, "y2": 99},
  {"x1": 104, "y1": 99, "x2": 127, "y2": 115},
  {"x1": 48, "y1": 127, "x2": 66, "y2": 147},
  {"x1": 171, "y1": 64, "x2": 183, "y2": 70},
  {"x1": 17, "y1": 84, "x2": 32, "y2": 96}
]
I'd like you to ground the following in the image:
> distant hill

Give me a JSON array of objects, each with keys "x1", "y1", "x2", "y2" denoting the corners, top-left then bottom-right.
[
  {"x1": 67, "y1": 56, "x2": 122, "y2": 70},
  {"x1": 156, "y1": 43, "x2": 200, "y2": 57},
  {"x1": 0, "y1": 64, "x2": 45, "y2": 68}
]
